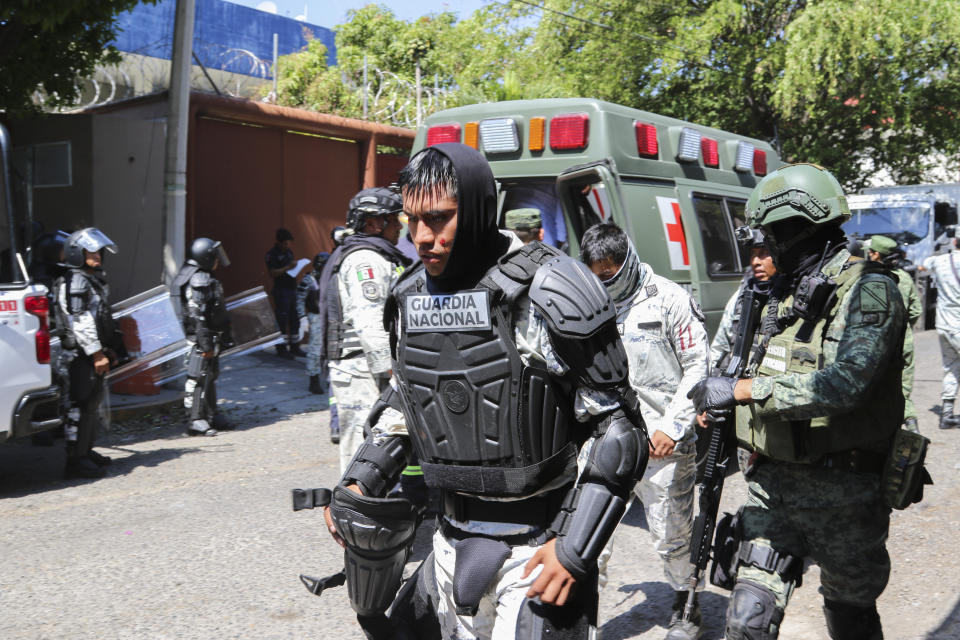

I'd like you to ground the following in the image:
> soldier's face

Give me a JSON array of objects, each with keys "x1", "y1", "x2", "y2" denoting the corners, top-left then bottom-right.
[
  {"x1": 588, "y1": 258, "x2": 623, "y2": 282},
  {"x1": 404, "y1": 189, "x2": 458, "y2": 277},
  {"x1": 382, "y1": 213, "x2": 402, "y2": 245},
  {"x1": 750, "y1": 247, "x2": 775, "y2": 281},
  {"x1": 84, "y1": 249, "x2": 102, "y2": 269}
]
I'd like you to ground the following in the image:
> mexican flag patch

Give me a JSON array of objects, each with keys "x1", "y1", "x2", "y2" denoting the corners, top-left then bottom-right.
[{"x1": 356, "y1": 266, "x2": 375, "y2": 282}]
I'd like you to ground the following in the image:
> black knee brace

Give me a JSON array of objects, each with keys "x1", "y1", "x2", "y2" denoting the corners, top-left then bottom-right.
[
  {"x1": 725, "y1": 580, "x2": 783, "y2": 640},
  {"x1": 823, "y1": 599, "x2": 883, "y2": 640}
]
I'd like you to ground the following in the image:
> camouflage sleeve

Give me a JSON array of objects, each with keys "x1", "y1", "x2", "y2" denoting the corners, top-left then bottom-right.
[
  {"x1": 60, "y1": 273, "x2": 102, "y2": 356},
  {"x1": 662, "y1": 292, "x2": 709, "y2": 440},
  {"x1": 710, "y1": 289, "x2": 739, "y2": 368},
  {"x1": 339, "y1": 250, "x2": 394, "y2": 375},
  {"x1": 296, "y1": 274, "x2": 318, "y2": 319},
  {"x1": 185, "y1": 281, "x2": 213, "y2": 352},
  {"x1": 751, "y1": 274, "x2": 906, "y2": 420}
]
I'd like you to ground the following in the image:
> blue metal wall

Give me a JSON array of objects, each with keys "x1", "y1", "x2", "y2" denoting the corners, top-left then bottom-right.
[{"x1": 112, "y1": 0, "x2": 336, "y2": 76}]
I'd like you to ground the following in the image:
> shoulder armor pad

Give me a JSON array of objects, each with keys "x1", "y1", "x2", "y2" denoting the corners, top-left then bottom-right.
[
  {"x1": 189, "y1": 270, "x2": 213, "y2": 288},
  {"x1": 67, "y1": 270, "x2": 92, "y2": 293},
  {"x1": 529, "y1": 255, "x2": 616, "y2": 338},
  {"x1": 498, "y1": 241, "x2": 563, "y2": 283}
]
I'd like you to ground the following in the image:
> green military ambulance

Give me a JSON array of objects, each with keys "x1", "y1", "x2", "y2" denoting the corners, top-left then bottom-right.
[{"x1": 410, "y1": 98, "x2": 782, "y2": 335}]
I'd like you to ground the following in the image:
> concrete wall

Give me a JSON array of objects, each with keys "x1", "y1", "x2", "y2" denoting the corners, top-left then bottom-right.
[{"x1": 91, "y1": 116, "x2": 166, "y2": 301}]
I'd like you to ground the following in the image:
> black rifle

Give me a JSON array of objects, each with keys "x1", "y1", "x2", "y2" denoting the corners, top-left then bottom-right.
[{"x1": 683, "y1": 286, "x2": 768, "y2": 622}]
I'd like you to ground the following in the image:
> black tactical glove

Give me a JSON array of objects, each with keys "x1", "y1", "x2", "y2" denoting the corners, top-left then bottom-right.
[{"x1": 687, "y1": 377, "x2": 738, "y2": 414}]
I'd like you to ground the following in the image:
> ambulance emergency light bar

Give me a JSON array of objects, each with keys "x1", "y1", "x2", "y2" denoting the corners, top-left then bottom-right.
[
  {"x1": 479, "y1": 118, "x2": 520, "y2": 153},
  {"x1": 424, "y1": 113, "x2": 767, "y2": 174}
]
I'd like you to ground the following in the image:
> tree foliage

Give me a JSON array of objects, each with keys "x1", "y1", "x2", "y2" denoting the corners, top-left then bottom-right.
[
  {"x1": 274, "y1": 0, "x2": 960, "y2": 188},
  {"x1": 0, "y1": 0, "x2": 155, "y2": 116}
]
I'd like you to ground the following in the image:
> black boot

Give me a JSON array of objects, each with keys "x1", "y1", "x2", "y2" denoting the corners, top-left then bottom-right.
[
  {"x1": 309, "y1": 375, "x2": 324, "y2": 394},
  {"x1": 87, "y1": 449, "x2": 112, "y2": 466},
  {"x1": 823, "y1": 599, "x2": 882, "y2": 640},
  {"x1": 64, "y1": 451, "x2": 106, "y2": 479},
  {"x1": 211, "y1": 413, "x2": 234, "y2": 431},
  {"x1": 289, "y1": 344, "x2": 307, "y2": 358},
  {"x1": 666, "y1": 590, "x2": 702, "y2": 640},
  {"x1": 275, "y1": 344, "x2": 289, "y2": 358},
  {"x1": 940, "y1": 399, "x2": 958, "y2": 429}
]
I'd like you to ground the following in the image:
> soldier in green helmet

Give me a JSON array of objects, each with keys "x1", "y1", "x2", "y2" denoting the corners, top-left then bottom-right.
[
  {"x1": 687, "y1": 164, "x2": 906, "y2": 639},
  {"x1": 867, "y1": 235, "x2": 922, "y2": 432}
]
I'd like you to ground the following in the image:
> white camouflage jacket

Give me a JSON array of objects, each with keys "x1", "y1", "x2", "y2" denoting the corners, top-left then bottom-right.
[
  {"x1": 618, "y1": 265, "x2": 709, "y2": 442},
  {"x1": 336, "y1": 248, "x2": 400, "y2": 375},
  {"x1": 923, "y1": 248, "x2": 960, "y2": 332}
]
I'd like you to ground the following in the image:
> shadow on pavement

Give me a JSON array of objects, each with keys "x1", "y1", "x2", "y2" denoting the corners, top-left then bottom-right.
[
  {"x1": 927, "y1": 595, "x2": 960, "y2": 639},
  {"x1": 0, "y1": 438, "x2": 214, "y2": 499},
  {"x1": 601, "y1": 581, "x2": 729, "y2": 640}
]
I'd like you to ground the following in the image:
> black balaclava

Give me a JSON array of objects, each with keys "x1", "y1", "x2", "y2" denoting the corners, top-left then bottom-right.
[{"x1": 423, "y1": 143, "x2": 511, "y2": 293}]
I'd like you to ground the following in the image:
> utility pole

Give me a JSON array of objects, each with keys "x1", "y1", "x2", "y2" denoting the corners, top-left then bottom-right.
[{"x1": 162, "y1": 0, "x2": 196, "y2": 285}]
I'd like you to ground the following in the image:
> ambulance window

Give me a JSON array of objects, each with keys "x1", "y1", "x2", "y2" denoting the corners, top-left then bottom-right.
[
  {"x1": 727, "y1": 199, "x2": 751, "y2": 269},
  {"x1": 692, "y1": 194, "x2": 740, "y2": 276},
  {"x1": 498, "y1": 180, "x2": 568, "y2": 249}
]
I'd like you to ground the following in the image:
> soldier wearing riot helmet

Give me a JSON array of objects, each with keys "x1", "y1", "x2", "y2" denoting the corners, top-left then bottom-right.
[
  {"x1": 55, "y1": 227, "x2": 126, "y2": 478},
  {"x1": 173, "y1": 237, "x2": 235, "y2": 436},
  {"x1": 317, "y1": 187, "x2": 411, "y2": 471},
  {"x1": 688, "y1": 164, "x2": 909, "y2": 639},
  {"x1": 321, "y1": 144, "x2": 649, "y2": 638}
]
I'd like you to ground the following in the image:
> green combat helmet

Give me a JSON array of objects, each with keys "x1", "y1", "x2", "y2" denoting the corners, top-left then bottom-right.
[{"x1": 745, "y1": 163, "x2": 850, "y2": 264}]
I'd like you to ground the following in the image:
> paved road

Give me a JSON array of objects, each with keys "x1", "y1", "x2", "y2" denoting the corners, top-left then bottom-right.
[{"x1": 1, "y1": 332, "x2": 958, "y2": 639}]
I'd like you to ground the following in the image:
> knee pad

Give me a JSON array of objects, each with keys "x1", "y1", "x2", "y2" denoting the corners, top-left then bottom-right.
[
  {"x1": 823, "y1": 599, "x2": 882, "y2": 640},
  {"x1": 327, "y1": 486, "x2": 419, "y2": 617},
  {"x1": 725, "y1": 580, "x2": 783, "y2": 640}
]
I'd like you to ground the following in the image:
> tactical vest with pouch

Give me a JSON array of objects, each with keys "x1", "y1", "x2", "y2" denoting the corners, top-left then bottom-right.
[{"x1": 736, "y1": 258, "x2": 904, "y2": 462}]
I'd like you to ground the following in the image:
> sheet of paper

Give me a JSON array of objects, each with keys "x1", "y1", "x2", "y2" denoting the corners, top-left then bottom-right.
[{"x1": 286, "y1": 258, "x2": 311, "y2": 278}]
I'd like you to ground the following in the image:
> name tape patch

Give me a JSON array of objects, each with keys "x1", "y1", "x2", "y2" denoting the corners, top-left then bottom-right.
[{"x1": 406, "y1": 290, "x2": 491, "y2": 333}]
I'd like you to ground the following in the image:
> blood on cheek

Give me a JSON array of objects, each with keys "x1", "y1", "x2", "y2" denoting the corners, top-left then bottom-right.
[{"x1": 439, "y1": 238, "x2": 446, "y2": 246}]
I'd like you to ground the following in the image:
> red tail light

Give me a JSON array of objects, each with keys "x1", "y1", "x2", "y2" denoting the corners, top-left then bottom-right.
[
  {"x1": 426, "y1": 123, "x2": 461, "y2": 146},
  {"x1": 634, "y1": 122, "x2": 658, "y2": 158},
  {"x1": 701, "y1": 137, "x2": 719, "y2": 167},
  {"x1": 549, "y1": 113, "x2": 589, "y2": 150},
  {"x1": 24, "y1": 295, "x2": 50, "y2": 364},
  {"x1": 753, "y1": 149, "x2": 768, "y2": 176}
]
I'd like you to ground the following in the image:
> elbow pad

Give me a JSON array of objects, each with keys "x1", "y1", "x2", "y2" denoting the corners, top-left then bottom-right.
[
  {"x1": 553, "y1": 414, "x2": 648, "y2": 581},
  {"x1": 342, "y1": 435, "x2": 410, "y2": 497}
]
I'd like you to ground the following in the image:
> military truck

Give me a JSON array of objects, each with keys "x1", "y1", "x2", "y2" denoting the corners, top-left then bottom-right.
[
  {"x1": 847, "y1": 183, "x2": 960, "y2": 329},
  {"x1": 410, "y1": 98, "x2": 782, "y2": 334}
]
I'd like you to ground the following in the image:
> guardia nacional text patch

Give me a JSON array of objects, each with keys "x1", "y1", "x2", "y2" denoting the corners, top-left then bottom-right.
[{"x1": 405, "y1": 290, "x2": 491, "y2": 333}]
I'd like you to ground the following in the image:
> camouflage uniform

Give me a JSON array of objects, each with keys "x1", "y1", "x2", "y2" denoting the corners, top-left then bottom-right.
[
  {"x1": 617, "y1": 266, "x2": 708, "y2": 592},
  {"x1": 296, "y1": 271, "x2": 324, "y2": 378},
  {"x1": 891, "y1": 267, "x2": 921, "y2": 424},
  {"x1": 734, "y1": 249, "x2": 906, "y2": 631},
  {"x1": 331, "y1": 248, "x2": 399, "y2": 471},
  {"x1": 711, "y1": 287, "x2": 740, "y2": 366},
  {"x1": 922, "y1": 248, "x2": 960, "y2": 402}
]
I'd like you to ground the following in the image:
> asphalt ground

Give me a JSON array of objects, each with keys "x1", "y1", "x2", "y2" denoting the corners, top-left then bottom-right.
[{"x1": 1, "y1": 331, "x2": 958, "y2": 639}]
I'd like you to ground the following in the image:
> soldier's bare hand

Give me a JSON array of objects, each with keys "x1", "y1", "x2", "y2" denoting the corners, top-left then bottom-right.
[
  {"x1": 523, "y1": 539, "x2": 577, "y2": 606},
  {"x1": 92, "y1": 351, "x2": 110, "y2": 375},
  {"x1": 649, "y1": 430, "x2": 676, "y2": 458}
]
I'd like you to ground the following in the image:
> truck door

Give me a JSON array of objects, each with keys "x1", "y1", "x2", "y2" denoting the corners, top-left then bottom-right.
[
  {"x1": 673, "y1": 179, "x2": 751, "y2": 334},
  {"x1": 555, "y1": 159, "x2": 630, "y2": 256}
]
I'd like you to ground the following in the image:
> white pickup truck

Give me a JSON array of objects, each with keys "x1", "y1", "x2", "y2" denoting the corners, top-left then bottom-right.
[{"x1": 0, "y1": 124, "x2": 62, "y2": 443}]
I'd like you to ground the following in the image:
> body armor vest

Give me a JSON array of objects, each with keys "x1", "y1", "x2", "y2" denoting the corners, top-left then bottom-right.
[
  {"x1": 736, "y1": 259, "x2": 904, "y2": 462},
  {"x1": 55, "y1": 269, "x2": 115, "y2": 352},
  {"x1": 325, "y1": 243, "x2": 401, "y2": 361},
  {"x1": 386, "y1": 244, "x2": 584, "y2": 498}
]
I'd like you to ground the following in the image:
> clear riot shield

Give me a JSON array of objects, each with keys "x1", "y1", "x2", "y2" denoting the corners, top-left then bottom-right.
[
  {"x1": 106, "y1": 285, "x2": 188, "y2": 385},
  {"x1": 109, "y1": 285, "x2": 283, "y2": 387}
]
